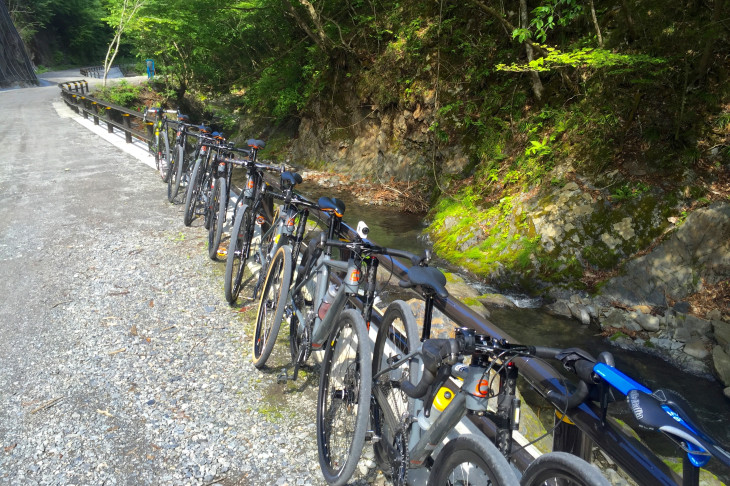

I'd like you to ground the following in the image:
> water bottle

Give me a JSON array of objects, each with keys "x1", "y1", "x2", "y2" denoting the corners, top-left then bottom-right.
[
  {"x1": 318, "y1": 284, "x2": 338, "y2": 319},
  {"x1": 416, "y1": 386, "x2": 455, "y2": 430}
]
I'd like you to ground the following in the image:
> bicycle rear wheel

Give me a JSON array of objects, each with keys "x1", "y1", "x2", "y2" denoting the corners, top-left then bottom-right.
[
  {"x1": 183, "y1": 156, "x2": 205, "y2": 226},
  {"x1": 317, "y1": 309, "x2": 372, "y2": 486},
  {"x1": 168, "y1": 144, "x2": 185, "y2": 202},
  {"x1": 371, "y1": 300, "x2": 420, "y2": 484},
  {"x1": 224, "y1": 204, "x2": 255, "y2": 304},
  {"x1": 208, "y1": 177, "x2": 226, "y2": 260},
  {"x1": 252, "y1": 245, "x2": 291, "y2": 368},
  {"x1": 427, "y1": 436, "x2": 519, "y2": 486},
  {"x1": 519, "y1": 452, "x2": 610, "y2": 486}
]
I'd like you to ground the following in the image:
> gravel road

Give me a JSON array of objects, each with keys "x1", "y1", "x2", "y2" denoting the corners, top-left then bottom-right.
[{"x1": 0, "y1": 72, "x2": 383, "y2": 485}]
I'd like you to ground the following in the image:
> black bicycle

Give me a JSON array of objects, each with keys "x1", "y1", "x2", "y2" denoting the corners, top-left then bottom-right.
[
  {"x1": 182, "y1": 130, "x2": 227, "y2": 228},
  {"x1": 223, "y1": 147, "x2": 285, "y2": 304},
  {"x1": 208, "y1": 139, "x2": 267, "y2": 261},
  {"x1": 167, "y1": 113, "x2": 194, "y2": 202},
  {"x1": 143, "y1": 106, "x2": 173, "y2": 182}
]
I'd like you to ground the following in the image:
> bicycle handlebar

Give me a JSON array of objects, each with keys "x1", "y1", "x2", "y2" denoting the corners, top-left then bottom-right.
[{"x1": 323, "y1": 238, "x2": 427, "y2": 266}]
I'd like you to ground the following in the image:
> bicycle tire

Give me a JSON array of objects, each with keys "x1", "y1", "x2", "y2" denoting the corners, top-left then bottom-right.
[
  {"x1": 519, "y1": 452, "x2": 610, "y2": 486},
  {"x1": 427, "y1": 435, "x2": 519, "y2": 486},
  {"x1": 252, "y1": 245, "x2": 292, "y2": 369},
  {"x1": 183, "y1": 156, "x2": 204, "y2": 226},
  {"x1": 317, "y1": 308, "x2": 372, "y2": 486},
  {"x1": 168, "y1": 144, "x2": 185, "y2": 202},
  {"x1": 224, "y1": 204, "x2": 254, "y2": 304},
  {"x1": 159, "y1": 128, "x2": 171, "y2": 182},
  {"x1": 371, "y1": 300, "x2": 420, "y2": 484},
  {"x1": 208, "y1": 177, "x2": 226, "y2": 260}
]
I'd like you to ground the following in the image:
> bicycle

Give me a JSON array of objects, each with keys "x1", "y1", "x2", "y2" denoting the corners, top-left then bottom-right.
[
  {"x1": 208, "y1": 139, "x2": 266, "y2": 261},
  {"x1": 256, "y1": 216, "x2": 438, "y2": 485},
  {"x1": 143, "y1": 106, "x2": 173, "y2": 182},
  {"x1": 505, "y1": 342, "x2": 730, "y2": 486},
  {"x1": 182, "y1": 130, "x2": 227, "y2": 228},
  {"x1": 223, "y1": 147, "x2": 288, "y2": 305},
  {"x1": 167, "y1": 113, "x2": 194, "y2": 202}
]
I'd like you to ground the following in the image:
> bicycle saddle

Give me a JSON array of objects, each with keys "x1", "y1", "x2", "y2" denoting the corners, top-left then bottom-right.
[
  {"x1": 247, "y1": 139, "x2": 266, "y2": 150},
  {"x1": 318, "y1": 197, "x2": 345, "y2": 217},
  {"x1": 627, "y1": 389, "x2": 730, "y2": 467},
  {"x1": 399, "y1": 266, "x2": 448, "y2": 300},
  {"x1": 199, "y1": 125, "x2": 211, "y2": 133},
  {"x1": 281, "y1": 171, "x2": 303, "y2": 189},
  {"x1": 177, "y1": 113, "x2": 189, "y2": 122}
]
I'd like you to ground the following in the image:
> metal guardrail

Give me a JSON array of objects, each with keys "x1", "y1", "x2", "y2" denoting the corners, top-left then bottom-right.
[
  {"x1": 57, "y1": 82, "x2": 683, "y2": 485},
  {"x1": 80, "y1": 65, "x2": 121, "y2": 78},
  {"x1": 59, "y1": 81, "x2": 181, "y2": 147}
]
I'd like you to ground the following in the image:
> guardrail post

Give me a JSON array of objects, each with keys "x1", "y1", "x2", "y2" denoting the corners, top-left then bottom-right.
[
  {"x1": 81, "y1": 97, "x2": 88, "y2": 119},
  {"x1": 92, "y1": 102, "x2": 99, "y2": 125},
  {"x1": 122, "y1": 114, "x2": 132, "y2": 143},
  {"x1": 106, "y1": 107, "x2": 114, "y2": 134},
  {"x1": 552, "y1": 411, "x2": 593, "y2": 462},
  {"x1": 146, "y1": 121, "x2": 154, "y2": 144}
]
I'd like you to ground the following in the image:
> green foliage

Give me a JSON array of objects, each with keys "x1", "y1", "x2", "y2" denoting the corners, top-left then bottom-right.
[
  {"x1": 496, "y1": 47, "x2": 666, "y2": 74},
  {"x1": 611, "y1": 182, "x2": 649, "y2": 202},
  {"x1": 94, "y1": 79, "x2": 142, "y2": 106}
]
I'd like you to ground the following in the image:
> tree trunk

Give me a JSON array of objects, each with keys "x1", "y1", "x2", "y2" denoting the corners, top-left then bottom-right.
[
  {"x1": 519, "y1": 0, "x2": 543, "y2": 100},
  {"x1": 588, "y1": 0, "x2": 603, "y2": 47},
  {"x1": 694, "y1": 0, "x2": 723, "y2": 85}
]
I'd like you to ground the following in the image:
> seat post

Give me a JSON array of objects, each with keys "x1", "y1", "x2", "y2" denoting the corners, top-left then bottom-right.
[{"x1": 421, "y1": 293, "x2": 434, "y2": 341}]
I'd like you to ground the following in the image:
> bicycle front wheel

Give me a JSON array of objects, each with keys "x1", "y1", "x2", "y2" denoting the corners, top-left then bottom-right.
[
  {"x1": 168, "y1": 144, "x2": 185, "y2": 202},
  {"x1": 183, "y1": 156, "x2": 204, "y2": 226},
  {"x1": 317, "y1": 309, "x2": 372, "y2": 486},
  {"x1": 224, "y1": 203, "x2": 255, "y2": 304},
  {"x1": 159, "y1": 129, "x2": 171, "y2": 182},
  {"x1": 252, "y1": 245, "x2": 292, "y2": 368},
  {"x1": 519, "y1": 452, "x2": 610, "y2": 486},
  {"x1": 427, "y1": 436, "x2": 519, "y2": 486},
  {"x1": 371, "y1": 300, "x2": 420, "y2": 484},
  {"x1": 208, "y1": 177, "x2": 226, "y2": 260}
]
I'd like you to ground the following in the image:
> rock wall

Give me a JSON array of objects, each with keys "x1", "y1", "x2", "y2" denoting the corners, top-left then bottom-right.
[
  {"x1": 544, "y1": 202, "x2": 730, "y2": 395},
  {"x1": 0, "y1": 1, "x2": 38, "y2": 87},
  {"x1": 288, "y1": 97, "x2": 469, "y2": 181}
]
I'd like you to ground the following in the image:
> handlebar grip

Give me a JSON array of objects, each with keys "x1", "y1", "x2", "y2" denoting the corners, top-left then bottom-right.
[
  {"x1": 382, "y1": 248, "x2": 420, "y2": 265},
  {"x1": 530, "y1": 346, "x2": 561, "y2": 359}
]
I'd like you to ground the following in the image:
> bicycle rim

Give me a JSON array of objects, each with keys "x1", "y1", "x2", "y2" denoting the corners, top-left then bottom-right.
[
  {"x1": 427, "y1": 436, "x2": 519, "y2": 486},
  {"x1": 317, "y1": 309, "x2": 372, "y2": 486},
  {"x1": 252, "y1": 245, "x2": 291, "y2": 368},
  {"x1": 519, "y1": 452, "x2": 610, "y2": 486},
  {"x1": 371, "y1": 300, "x2": 420, "y2": 484},
  {"x1": 224, "y1": 204, "x2": 253, "y2": 304}
]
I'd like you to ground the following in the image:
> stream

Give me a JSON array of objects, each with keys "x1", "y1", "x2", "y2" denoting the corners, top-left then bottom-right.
[{"x1": 299, "y1": 180, "x2": 730, "y2": 483}]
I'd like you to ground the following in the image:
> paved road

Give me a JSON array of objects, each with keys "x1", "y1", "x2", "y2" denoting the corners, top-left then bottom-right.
[{"x1": 0, "y1": 71, "x2": 382, "y2": 485}]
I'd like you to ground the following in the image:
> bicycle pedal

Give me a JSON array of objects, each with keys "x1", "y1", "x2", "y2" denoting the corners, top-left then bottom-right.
[{"x1": 276, "y1": 369, "x2": 289, "y2": 384}]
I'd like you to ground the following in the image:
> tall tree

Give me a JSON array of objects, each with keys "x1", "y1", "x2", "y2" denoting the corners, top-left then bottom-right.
[{"x1": 102, "y1": 0, "x2": 145, "y2": 85}]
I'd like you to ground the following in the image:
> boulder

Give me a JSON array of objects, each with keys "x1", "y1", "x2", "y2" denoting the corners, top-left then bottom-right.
[
  {"x1": 683, "y1": 339, "x2": 710, "y2": 360},
  {"x1": 477, "y1": 293, "x2": 516, "y2": 309},
  {"x1": 712, "y1": 320, "x2": 730, "y2": 352},
  {"x1": 635, "y1": 313, "x2": 662, "y2": 332},
  {"x1": 712, "y1": 346, "x2": 730, "y2": 387}
]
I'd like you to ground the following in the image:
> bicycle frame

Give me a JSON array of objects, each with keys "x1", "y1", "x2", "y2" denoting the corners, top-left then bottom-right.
[{"x1": 373, "y1": 347, "x2": 495, "y2": 469}]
